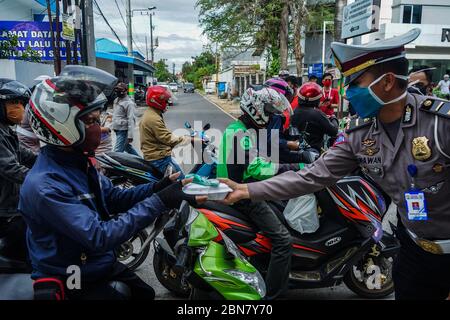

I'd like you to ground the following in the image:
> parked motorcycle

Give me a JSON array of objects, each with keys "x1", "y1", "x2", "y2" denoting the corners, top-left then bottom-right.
[{"x1": 154, "y1": 175, "x2": 399, "y2": 300}]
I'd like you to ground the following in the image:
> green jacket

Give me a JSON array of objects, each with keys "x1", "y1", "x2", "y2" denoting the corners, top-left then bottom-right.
[{"x1": 217, "y1": 120, "x2": 302, "y2": 183}]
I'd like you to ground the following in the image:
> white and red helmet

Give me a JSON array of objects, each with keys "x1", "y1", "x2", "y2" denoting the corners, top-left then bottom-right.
[
  {"x1": 28, "y1": 65, "x2": 117, "y2": 147},
  {"x1": 240, "y1": 87, "x2": 291, "y2": 126}
]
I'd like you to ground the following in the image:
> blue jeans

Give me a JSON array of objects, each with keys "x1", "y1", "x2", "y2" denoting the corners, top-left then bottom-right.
[
  {"x1": 114, "y1": 130, "x2": 140, "y2": 157},
  {"x1": 150, "y1": 156, "x2": 185, "y2": 179}
]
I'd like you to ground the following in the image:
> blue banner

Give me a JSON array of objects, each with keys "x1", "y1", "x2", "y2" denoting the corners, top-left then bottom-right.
[
  {"x1": 308, "y1": 63, "x2": 324, "y2": 79},
  {"x1": 0, "y1": 21, "x2": 81, "y2": 61}
]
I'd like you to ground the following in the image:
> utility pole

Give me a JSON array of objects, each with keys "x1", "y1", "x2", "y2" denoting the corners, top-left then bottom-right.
[
  {"x1": 172, "y1": 63, "x2": 175, "y2": 79},
  {"x1": 62, "y1": 0, "x2": 72, "y2": 64},
  {"x1": 150, "y1": 12, "x2": 154, "y2": 63},
  {"x1": 82, "y1": 0, "x2": 96, "y2": 66},
  {"x1": 54, "y1": 0, "x2": 62, "y2": 74},
  {"x1": 145, "y1": 35, "x2": 148, "y2": 61},
  {"x1": 126, "y1": 0, "x2": 134, "y2": 97},
  {"x1": 132, "y1": 7, "x2": 156, "y2": 63},
  {"x1": 46, "y1": 0, "x2": 60, "y2": 75}
]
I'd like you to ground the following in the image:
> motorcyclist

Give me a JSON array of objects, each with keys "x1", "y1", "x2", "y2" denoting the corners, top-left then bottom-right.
[
  {"x1": 0, "y1": 79, "x2": 36, "y2": 263},
  {"x1": 216, "y1": 87, "x2": 304, "y2": 300},
  {"x1": 261, "y1": 77, "x2": 316, "y2": 165},
  {"x1": 19, "y1": 66, "x2": 205, "y2": 300},
  {"x1": 408, "y1": 65, "x2": 434, "y2": 96},
  {"x1": 139, "y1": 85, "x2": 197, "y2": 178},
  {"x1": 291, "y1": 82, "x2": 338, "y2": 154}
]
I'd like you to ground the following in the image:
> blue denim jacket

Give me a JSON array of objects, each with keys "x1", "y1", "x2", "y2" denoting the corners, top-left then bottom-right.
[{"x1": 19, "y1": 146, "x2": 166, "y2": 281}]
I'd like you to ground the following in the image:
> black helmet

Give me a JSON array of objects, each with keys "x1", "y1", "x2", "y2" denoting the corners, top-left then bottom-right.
[
  {"x1": 0, "y1": 78, "x2": 31, "y2": 103},
  {"x1": 0, "y1": 79, "x2": 31, "y2": 124}
]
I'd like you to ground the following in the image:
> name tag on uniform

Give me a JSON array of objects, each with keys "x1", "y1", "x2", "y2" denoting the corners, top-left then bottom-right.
[{"x1": 405, "y1": 191, "x2": 428, "y2": 221}]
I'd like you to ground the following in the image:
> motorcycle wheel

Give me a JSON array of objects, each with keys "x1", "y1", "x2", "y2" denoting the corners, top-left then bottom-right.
[
  {"x1": 344, "y1": 250, "x2": 395, "y2": 299},
  {"x1": 115, "y1": 229, "x2": 150, "y2": 271},
  {"x1": 189, "y1": 288, "x2": 223, "y2": 300},
  {"x1": 152, "y1": 248, "x2": 191, "y2": 298}
]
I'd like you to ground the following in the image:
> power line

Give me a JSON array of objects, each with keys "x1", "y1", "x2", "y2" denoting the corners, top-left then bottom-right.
[
  {"x1": 111, "y1": 0, "x2": 145, "y2": 57},
  {"x1": 93, "y1": 0, "x2": 126, "y2": 52}
]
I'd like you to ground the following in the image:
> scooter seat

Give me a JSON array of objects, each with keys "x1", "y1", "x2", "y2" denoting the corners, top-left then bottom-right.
[
  {"x1": 104, "y1": 152, "x2": 163, "y2": 179},
  {"x1": 199, "y1": 201, "x2": 252, "y2": 223},
  {"x1": 0, "y1": 274, "x2": 33, "y2": 300}
]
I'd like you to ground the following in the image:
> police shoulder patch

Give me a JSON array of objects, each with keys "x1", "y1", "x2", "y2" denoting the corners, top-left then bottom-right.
[
  {"x1": 345, "y1": 117, "x2": 375, "y2": 134},
  {"x1": 420, "y1": 97, "x2": 450, "y2": 119}
]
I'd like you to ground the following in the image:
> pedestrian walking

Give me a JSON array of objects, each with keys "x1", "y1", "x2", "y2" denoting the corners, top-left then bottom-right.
[{"x1": 112, "y1": 82, "x2": 140, "y2": 156}]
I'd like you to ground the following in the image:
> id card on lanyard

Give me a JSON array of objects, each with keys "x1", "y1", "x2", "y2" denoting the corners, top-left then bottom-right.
[{"x1": 405, "y1": 164, "x2": 428, "y2": 221}]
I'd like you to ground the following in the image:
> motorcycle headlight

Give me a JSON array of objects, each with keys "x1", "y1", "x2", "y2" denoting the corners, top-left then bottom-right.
[{"x1": 224, "y1": 269, "x2": 266, "y2": 298}]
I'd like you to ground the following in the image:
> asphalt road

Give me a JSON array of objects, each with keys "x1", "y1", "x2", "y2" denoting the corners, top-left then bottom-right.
[{"x1": 128, "y1": 92, "x2": 396, "y2": 300}]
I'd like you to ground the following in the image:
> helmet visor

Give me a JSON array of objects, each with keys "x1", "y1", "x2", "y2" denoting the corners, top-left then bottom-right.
[{"x1": 263, "y1": 91, "x2": 293, "y2": 115}]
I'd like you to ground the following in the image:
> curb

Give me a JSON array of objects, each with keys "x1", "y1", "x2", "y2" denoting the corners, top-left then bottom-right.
[{"x1": 199, "y1": 92, "x2": 238, "y2": 121}]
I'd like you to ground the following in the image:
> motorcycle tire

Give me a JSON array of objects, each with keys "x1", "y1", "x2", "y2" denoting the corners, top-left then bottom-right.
[
  {"x1": 115, "y1": 229, "x2": 150, "y2": 271},
  {"x1": 189, "y1": 288, "x2": 223, "y2": 300},
  {"x1": 343, "y1": 252, "x2": 395, "y2": 299},
  {"x1": 152, "y1": 249, "x2": 191, "y2": 298}
]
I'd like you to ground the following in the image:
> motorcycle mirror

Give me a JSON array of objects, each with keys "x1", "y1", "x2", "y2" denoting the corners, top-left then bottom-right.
[
  {"x1": 164, "y1": 164, "x2": 174, "y2": 177},
  {"x1": 184, "y1": 121, "x2": 192, "y2": 129},
  {"x1": 288, "y1": 126, "x2": 301, "y2": 138},
  {"x1": 203, "y1": 123, "x2": 211, "y2": 131}
]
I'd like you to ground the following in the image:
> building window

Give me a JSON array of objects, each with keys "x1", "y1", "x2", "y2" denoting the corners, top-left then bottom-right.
[{"x1": 403, "y1": 5, "x2": 422, "y2": 24}]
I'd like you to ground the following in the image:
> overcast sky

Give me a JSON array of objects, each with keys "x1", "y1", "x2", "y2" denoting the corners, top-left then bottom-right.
[{"x1": 94, "y1": 0, "x2": 207, "y2": 72}]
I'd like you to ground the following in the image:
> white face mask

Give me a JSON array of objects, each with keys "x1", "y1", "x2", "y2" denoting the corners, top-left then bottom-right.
[{"x1": 368, "y1": 73, "x2": 409, "y2": 105}]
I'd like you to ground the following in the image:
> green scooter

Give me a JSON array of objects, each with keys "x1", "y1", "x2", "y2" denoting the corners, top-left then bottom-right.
[{"x1": 153, "y1": 201, "x2": 266, "y2": 300}]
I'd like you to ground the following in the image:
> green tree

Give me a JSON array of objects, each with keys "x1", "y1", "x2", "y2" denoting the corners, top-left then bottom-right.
[
  {"x1": 0, "y1": 33, "x2": 41, "y2": 63},
  {"x1": 154, "y1": 59, "x2": 173, "y2": 82},
  {"x1": 182, "y1": 50, "x2": 217, "y2": 89},
  {"x1": 197, "y1": 0, "x2": 283, "y2": 71},
  {"x1": 197, "y1": 1, "x2": 335, "y2": 77}
]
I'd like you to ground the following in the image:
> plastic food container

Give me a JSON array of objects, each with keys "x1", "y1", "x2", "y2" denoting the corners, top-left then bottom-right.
[{"x1": 183, "y1": 182, "x2": 233, "y2": 200}]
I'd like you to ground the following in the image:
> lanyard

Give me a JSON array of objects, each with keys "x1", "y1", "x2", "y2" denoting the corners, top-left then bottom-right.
[{"x1": 323, "y1": 88, "x2": 332, "y2": 100}]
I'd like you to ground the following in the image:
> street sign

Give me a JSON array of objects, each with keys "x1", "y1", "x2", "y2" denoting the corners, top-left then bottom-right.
[
  {"x1": 62, "y1": 13, "x2": 75, "y2": 41},
  {"x1": 308, "y1": 63, "x2": 324, "y2": 79},
  {"x1": 341, "y1": 0, "x2": 381, "y2": 40}
]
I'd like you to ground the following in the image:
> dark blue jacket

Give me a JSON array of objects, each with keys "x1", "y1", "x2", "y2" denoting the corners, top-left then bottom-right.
[{"x1": 19, "y1": 146, "x2": 167, "y2": 281}]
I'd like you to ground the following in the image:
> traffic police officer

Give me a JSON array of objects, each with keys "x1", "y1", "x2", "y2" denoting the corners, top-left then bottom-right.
[{"x1": 219, "y1": 28, "x2": 450, "y2": 300}]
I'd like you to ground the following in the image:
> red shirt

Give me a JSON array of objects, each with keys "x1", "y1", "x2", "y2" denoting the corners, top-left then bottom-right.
[{"x1": 320, "y1": 88, "x2": 339, "y2": 116}]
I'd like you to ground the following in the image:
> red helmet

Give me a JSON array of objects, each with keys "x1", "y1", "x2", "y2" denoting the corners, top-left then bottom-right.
[
  {"x1": 146, "y1": 85, "x2": 172, "y2": 111},
  {"x1": 297, "y1": 82, "x2": 322, "y2": 103}
]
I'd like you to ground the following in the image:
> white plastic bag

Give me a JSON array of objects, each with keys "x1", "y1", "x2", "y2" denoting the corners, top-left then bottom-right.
[{"x1": 283, "y1": 194, "x2": 319, "y2": 234}]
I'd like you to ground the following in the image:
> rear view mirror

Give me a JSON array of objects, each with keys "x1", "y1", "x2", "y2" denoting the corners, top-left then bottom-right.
[
  {"x1": 203, "y1": 123, "x2": 211, "y2": 131},
  {"x1": 184, "y1": 121, "x2": 192, "y2": 129},
  {"x1": 288, "y1": 126, "x2": 300, "y2": 138}
]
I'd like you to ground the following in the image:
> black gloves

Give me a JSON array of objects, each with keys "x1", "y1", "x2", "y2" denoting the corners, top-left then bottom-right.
[
  {"x1": 152, "y1": 176, "x2": 175, "y2": 193},
  {"x1": 296, "y1": 149, "x2": 320, "y2": 164},
  {"x1": 156, "y1": 181, "x2": 196, "y2": 210}
]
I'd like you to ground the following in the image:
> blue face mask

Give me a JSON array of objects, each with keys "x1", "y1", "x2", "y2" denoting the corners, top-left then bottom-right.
[{"x1": 346, "y1": 73, "x2": 409, "y2": 119}]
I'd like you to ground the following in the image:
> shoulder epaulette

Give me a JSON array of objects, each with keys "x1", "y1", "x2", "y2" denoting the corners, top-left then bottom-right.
[
  {"x1": 420, "y1": 97, "x2": 450, "y2": 119},
  {"x1": 345, "y1": 117, "x2": 375, "y2": 134}
]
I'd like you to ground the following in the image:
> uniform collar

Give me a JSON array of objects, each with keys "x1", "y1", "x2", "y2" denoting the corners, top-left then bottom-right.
[
  {"x1": 42, "y1": 145, "x2": 89, "y2": 171},
  {"x1": 372, "y1": 92, "x2": 417, "y2": 135}
]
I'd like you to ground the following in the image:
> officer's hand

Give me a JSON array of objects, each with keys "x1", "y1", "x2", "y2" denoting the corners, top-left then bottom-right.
[
  {"x1": 217, "y1": 178, "x2": 250, "y2": 205},
  {"x1": 152, "y1": 172, "x2": 181, "y2": 193}
]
